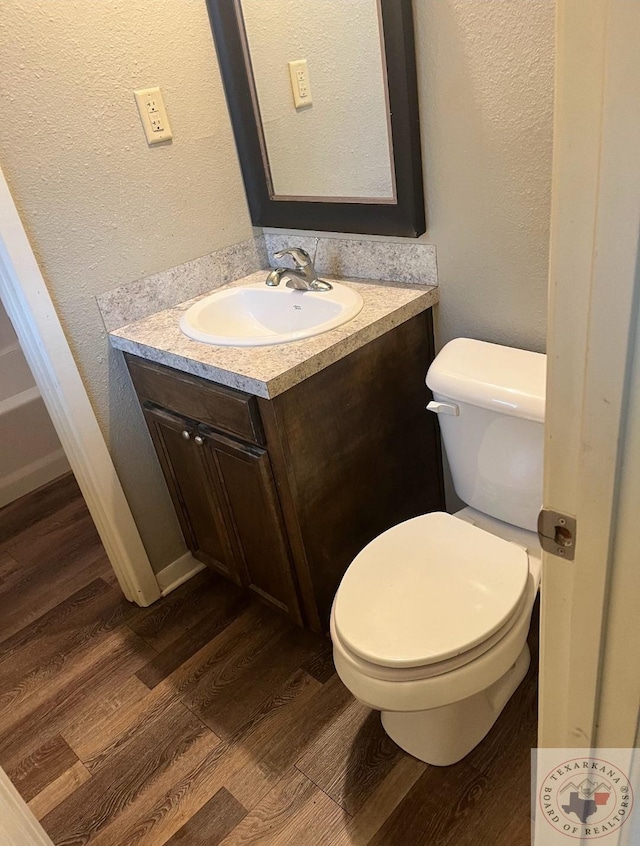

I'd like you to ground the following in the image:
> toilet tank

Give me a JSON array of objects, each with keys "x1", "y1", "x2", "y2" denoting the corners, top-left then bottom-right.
[{"x1": 426, "y1": 338, "x2": 546, "y2": 532}]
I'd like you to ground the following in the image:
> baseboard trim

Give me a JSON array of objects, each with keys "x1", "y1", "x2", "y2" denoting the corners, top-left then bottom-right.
[
  {"x1": 155, "y1": 553, "x2": 206, "y2": 597},
  {"x1": 0, "y1": 449, "x2": 70, "y2": 509}
]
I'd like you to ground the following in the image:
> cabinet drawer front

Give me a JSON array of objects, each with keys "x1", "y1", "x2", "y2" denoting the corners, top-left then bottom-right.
[{"x1": 125, "y1": 354, "x2": 264, "y2": 445}]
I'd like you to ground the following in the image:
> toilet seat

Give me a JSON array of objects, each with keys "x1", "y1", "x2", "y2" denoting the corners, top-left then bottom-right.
[
  {"x1": 331, "y1": 585, "x2": 531, "y2": 682},
  {"x1": 333, "y1": 512, "x2": 529, "y2": 671}
]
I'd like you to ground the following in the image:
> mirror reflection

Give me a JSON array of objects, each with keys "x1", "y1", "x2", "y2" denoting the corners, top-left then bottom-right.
[{"x1": 238, "y1": 0, "x2": 395, "y2": 202}]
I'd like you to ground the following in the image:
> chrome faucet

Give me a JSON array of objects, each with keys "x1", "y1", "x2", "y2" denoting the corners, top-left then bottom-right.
[{"x1": 265, "y1": 248, "x2": 332, "y2": 292}]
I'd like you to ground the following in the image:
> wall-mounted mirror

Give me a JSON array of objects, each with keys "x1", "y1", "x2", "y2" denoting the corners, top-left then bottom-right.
[{"x1": 206, "y1": 0, "x2": 425, "y2": 237}]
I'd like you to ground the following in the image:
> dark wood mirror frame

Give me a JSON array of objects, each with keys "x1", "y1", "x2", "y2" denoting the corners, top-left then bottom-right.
[{"x1": 205, "y1": 0, "x2": 425, "y2": 238}]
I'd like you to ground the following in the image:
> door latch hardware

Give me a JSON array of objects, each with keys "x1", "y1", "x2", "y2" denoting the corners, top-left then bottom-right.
[{"x1": 537, "y1": 508, "x2": 577, "y2": 561}]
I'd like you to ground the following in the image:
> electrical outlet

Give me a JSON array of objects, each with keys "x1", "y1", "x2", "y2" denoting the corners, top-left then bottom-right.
[
  {"x1": 288, "y1": 60, "x2": 312, "y2": 109},
  {"x1": 134, "y1": 87, "x2": 172, "y2": 144}
]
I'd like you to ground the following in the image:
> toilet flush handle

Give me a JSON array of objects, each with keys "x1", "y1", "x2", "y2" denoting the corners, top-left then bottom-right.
[{"x1": 426, "y1": 401, "x2": 459, "y2": 416}]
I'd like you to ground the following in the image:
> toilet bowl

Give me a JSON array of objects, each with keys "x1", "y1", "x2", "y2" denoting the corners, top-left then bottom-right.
[
  {"x1": 330, "y1": 338, "x2": 546, "y2": 766},
  {"x1": 331, "y1": 509, "x2": 541, "y2": 765}
]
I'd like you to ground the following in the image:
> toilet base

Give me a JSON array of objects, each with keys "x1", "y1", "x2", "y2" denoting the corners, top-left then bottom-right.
[{"x1": 380, "y1": 643, "x2": 531, "y2": 766}]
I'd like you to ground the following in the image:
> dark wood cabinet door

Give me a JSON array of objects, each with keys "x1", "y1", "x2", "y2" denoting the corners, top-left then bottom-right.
[
  {"x1": 199, "y1": 427, "x2": 302, "y2": 625},
  {"x1": 142, "y1": 404, "x2": 243, "y2": 584}
]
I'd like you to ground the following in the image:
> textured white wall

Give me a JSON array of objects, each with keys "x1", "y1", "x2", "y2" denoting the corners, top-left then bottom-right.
[
  {"x1": 241, "y1": 0, "x2": 394, "y2": 199},
  {"x1": 267, "y1": 0, "x2": 554, "y2": 353},
  {"x1": 416, "y1": 0, "x2": 554, "y2": 352},
  {"x1": 264, "y1": 0, "x2": 554, "y2": 512},
  {"x1": 0, "y1": 0, "x2": 554, "y2": 569},
  {"x1": 0, "y1": 1, "x2": 254, "y2": 571}
]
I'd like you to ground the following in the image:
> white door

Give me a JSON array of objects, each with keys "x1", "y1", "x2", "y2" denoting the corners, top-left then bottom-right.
[{"x1": 539, "y1": 0, "x2": 640, "y2": 758}]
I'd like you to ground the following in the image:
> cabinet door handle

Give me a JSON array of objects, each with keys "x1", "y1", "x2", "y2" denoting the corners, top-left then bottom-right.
[
  {"x1": 194, "y1": 435, "x2": 204, "y2": 446},
  {"x1": 181, "y1": 430, "x2": 191, "y2": 440}
]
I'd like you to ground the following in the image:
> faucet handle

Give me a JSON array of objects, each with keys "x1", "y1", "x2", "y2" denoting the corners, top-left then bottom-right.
[{"x1": 273, "y1": 247, "x2": 311, "y2": 269}]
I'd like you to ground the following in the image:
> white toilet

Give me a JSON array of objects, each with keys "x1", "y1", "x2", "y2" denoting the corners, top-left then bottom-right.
[{"x1": 330, "y1": 337, "x2": 546, "y2": 766}]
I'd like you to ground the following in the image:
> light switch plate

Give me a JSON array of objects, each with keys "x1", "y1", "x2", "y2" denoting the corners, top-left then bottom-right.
[{"x1": 134, "y1": 87, "x2": 173, "y2": 144}]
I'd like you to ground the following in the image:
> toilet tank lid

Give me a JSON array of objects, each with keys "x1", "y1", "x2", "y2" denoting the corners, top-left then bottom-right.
[{"x1": 426, "y1": 338, "x2": 546, "y2": 423}]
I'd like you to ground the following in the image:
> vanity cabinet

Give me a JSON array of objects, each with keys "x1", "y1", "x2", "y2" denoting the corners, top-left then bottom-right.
[
  {"x1": 139, "y1": 383, "x2": 302, "y2": 624},
  {"x1": 126, "y1": 309, "x2": 444, "y2": 632}
]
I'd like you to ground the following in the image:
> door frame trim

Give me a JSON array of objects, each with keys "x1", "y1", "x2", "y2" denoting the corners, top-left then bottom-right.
[
  {"x1": 0, "y1": 164, "x2": 161, "y2": 606},
  {"x1": 540, "y1": 0, "x2": 640, "y2": 752},
  {"x1": 0, "y1": 765, "x2": 55, "y2": 846}
]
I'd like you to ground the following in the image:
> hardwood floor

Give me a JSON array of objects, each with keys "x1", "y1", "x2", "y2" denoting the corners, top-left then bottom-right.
[{"x1": 0, "y1": 475, "x2": 538, "y2": 845}]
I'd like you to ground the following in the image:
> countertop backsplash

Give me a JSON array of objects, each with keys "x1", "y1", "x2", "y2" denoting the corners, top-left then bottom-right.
[
  {"x1": 97, "y1": 235, "x2": 269, "y2": 333},
  {"x1": 97, "y1": 232, "x2": 438, "y2": 333},
  {"x1": 108, "y1": 272, "x2": 439, "y2": 398},
  {"x1": 264, "y1": 233, "x2": 438, "y2": 288}
]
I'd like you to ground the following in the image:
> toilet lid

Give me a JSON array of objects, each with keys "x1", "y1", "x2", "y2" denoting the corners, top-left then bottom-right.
[{"x1": 333, "y1": 512, "x2": 529, "y2": 669}]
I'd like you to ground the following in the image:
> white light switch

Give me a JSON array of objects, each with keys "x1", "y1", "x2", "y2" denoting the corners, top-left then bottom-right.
[
  {"x1": 134, "y1": 87, "x2": 173, "y2": 144},
  {"x1": 288, "y1": 60, "x2": 312, "y2": 109}
]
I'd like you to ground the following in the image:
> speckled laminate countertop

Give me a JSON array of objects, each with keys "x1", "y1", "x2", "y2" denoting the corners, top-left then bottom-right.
[{"x1": 108, "y1": 271, "x2": 439, "y2": 398}]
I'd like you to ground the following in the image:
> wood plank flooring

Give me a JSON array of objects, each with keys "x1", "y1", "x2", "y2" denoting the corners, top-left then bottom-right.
[{"x1": 0, "y1": 474, "x2": 538, "y2": 845}]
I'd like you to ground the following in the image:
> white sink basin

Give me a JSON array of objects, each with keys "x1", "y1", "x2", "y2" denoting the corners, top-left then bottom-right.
[{"x1": 179, "y1": 281, "x2": 364, "y2": 347}]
